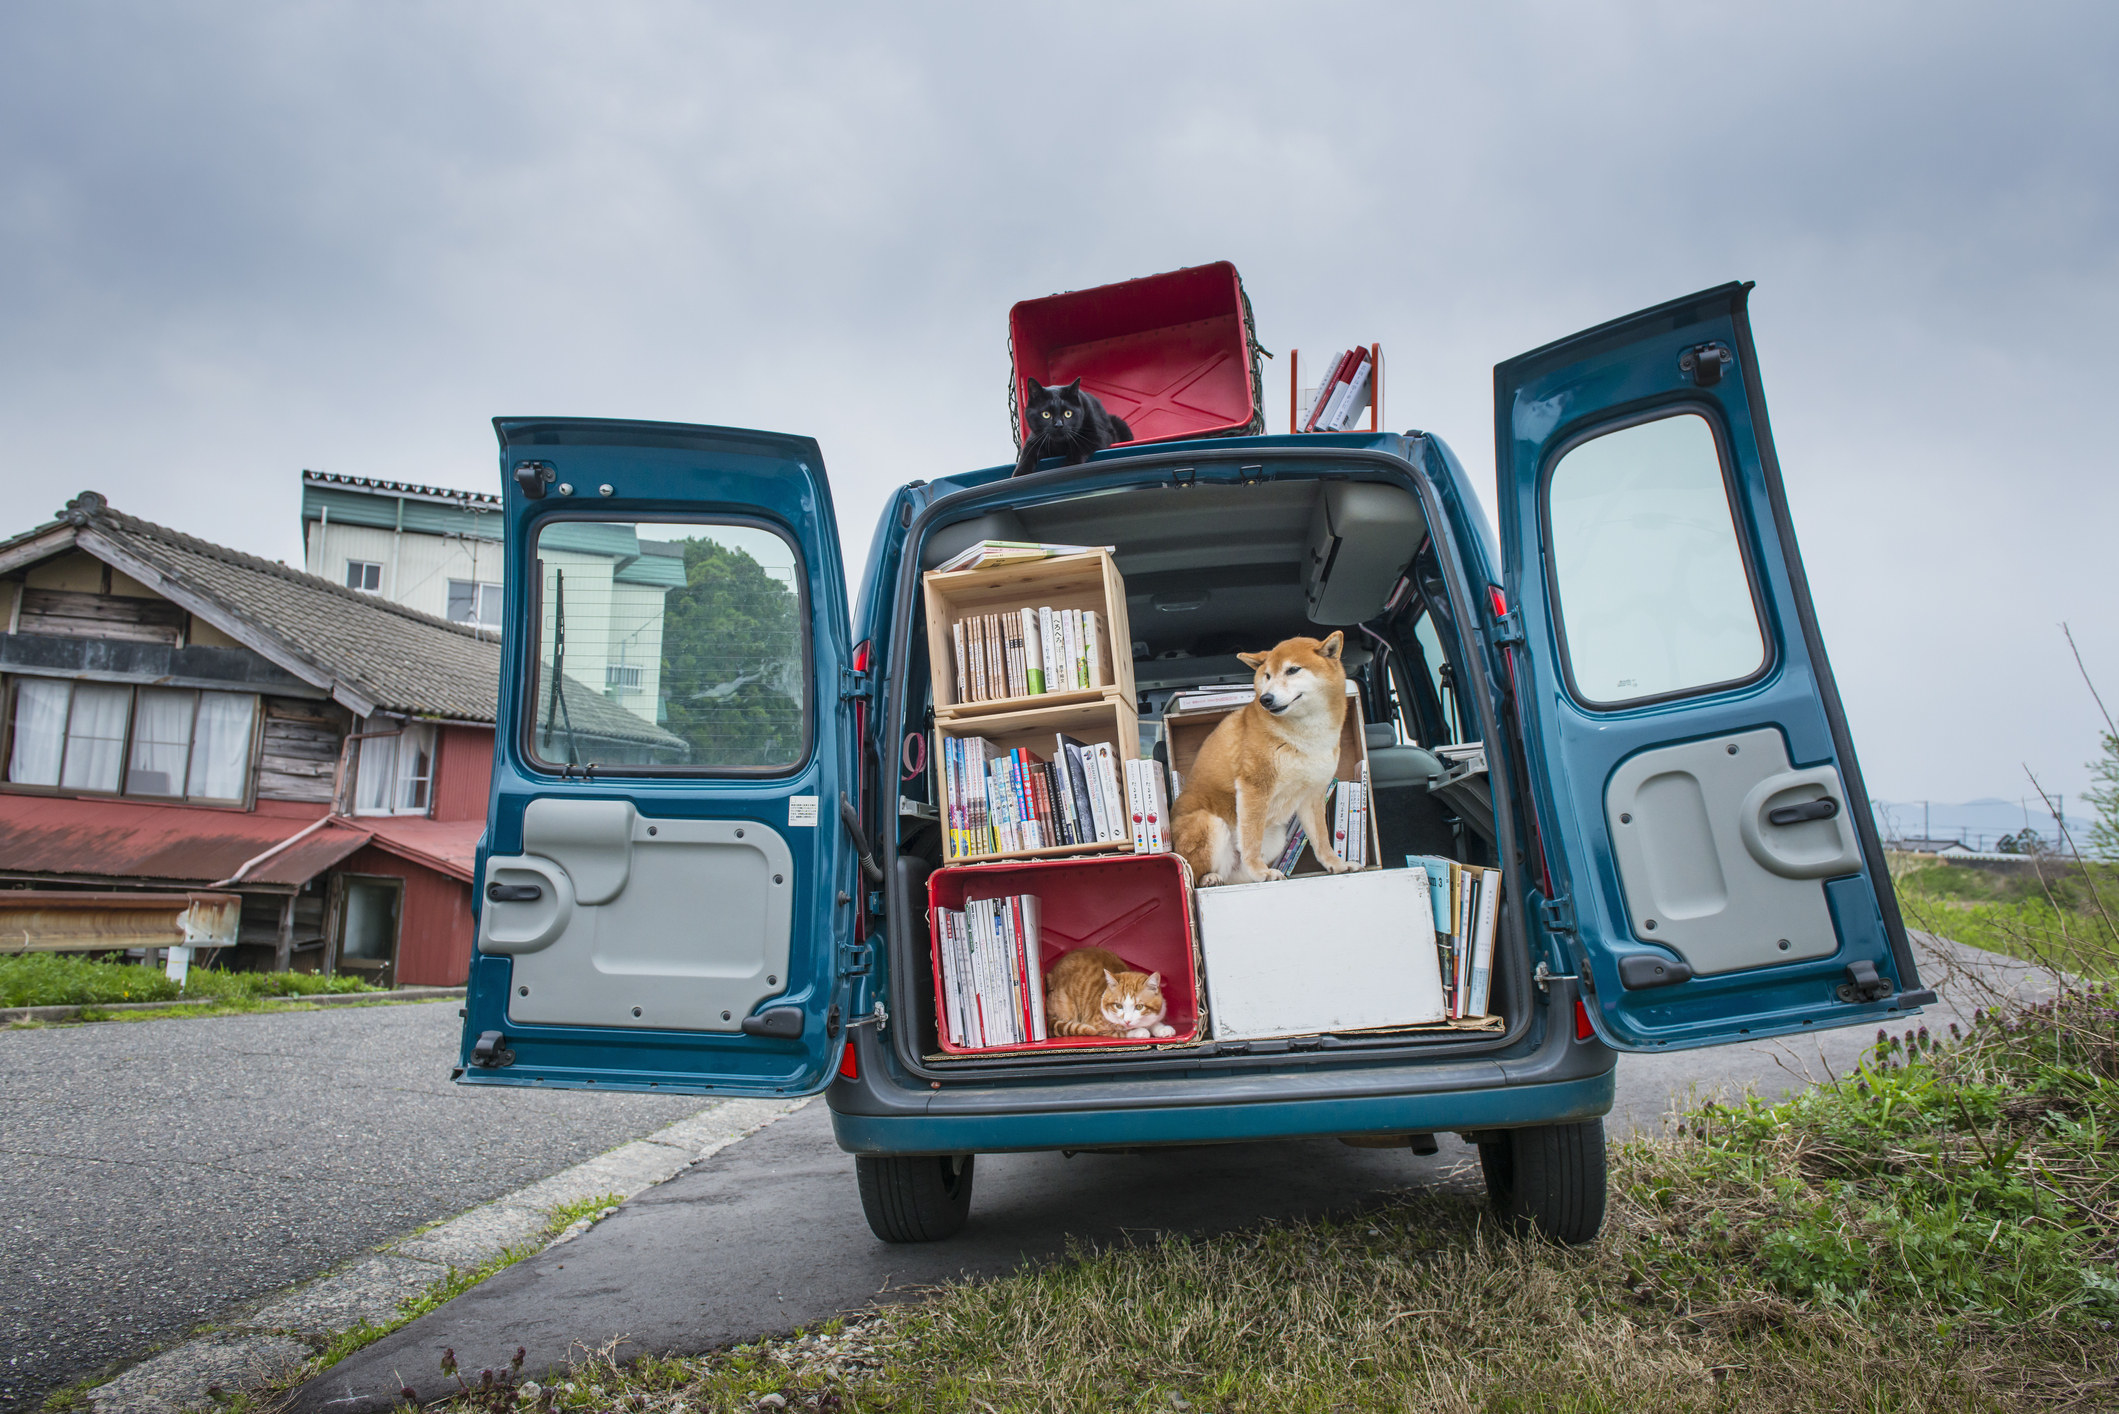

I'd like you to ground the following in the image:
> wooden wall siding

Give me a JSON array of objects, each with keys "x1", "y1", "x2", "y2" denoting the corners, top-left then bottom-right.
[
  {"x1": 342, "y1": 843, "x2": 474, "y2": 986},
  {"x1": 432, "y1": 724, "x2": 495, "y2": 823},
  {"x1": 17, "y1": 588, "x2": 187, "y2": 644},
  {"x1": 235, "y1": 891, "x2": 325, "y2": 949},
  {"x1": 258, "y1": 697, "x2": 352, "y2": 803}
]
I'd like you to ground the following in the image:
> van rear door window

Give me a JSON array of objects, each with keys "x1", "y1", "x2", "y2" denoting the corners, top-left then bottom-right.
[
  {"x1": 1544, "y1": 411, "x2": 1767, "y2": 707},
  {"x1": 526, "y1": 520, "x2": 808, "y2": 774}
]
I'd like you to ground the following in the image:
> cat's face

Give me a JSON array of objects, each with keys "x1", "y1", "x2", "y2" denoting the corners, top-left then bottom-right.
[
  {"x1": 1101, "y1": 968, "x2": 1167, "y2": 1030},
  {"x1": 1026, "y1": 378, "x2": 1088, "y2": 434}
]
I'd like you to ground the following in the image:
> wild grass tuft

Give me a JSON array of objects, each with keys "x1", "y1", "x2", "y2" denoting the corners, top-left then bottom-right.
[
  {"x1": 1892, "y1": 854, "x2": 2119, "y2": 980},
  {"x1": 0, "y1": 952, "x2": 377, "y2": 1008}
]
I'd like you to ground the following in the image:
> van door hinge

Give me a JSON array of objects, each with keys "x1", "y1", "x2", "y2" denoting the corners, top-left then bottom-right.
[
  {"x1": 843, "y1": 1000, "x2": 888, "y2": 1033},
  {"x1": 1491, "y1": 609, "x2": 1527, "y2": 649},
  {"x1": 1538, "y1": 894, "x2": 1576, "y2": 934},
  {"x1": 1680, "y1": 341, "x2": 1733, "y2": 387},
  {"x1": 839, "y1": 667, "x2": 872, "y2": 701},
  {"x1": 1533, "y1": 960, "x2": 1580, "y2": 994}
]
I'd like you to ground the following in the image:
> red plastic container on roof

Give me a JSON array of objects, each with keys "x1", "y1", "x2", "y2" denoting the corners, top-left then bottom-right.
[{"x1": 1009, "y1": 261, "x2": 1265, "y2": 452}]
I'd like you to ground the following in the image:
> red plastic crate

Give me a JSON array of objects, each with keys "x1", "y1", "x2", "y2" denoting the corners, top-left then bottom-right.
[
  {"x1": 927, "y1": 853, "x2": 1201, "y2": 1055},
  {"x1": 1009, "y1": 262, "x2": 1264, "y2": 451}
]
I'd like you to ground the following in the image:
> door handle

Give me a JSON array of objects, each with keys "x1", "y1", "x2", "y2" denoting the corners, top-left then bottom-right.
[
  {"x1": 486, "y1": 883, "x2": 543, "y2": 903},
  {"x1": 1738, "y1": 768, "x2": 1863, "y2": 880},
  {"x1": 1767, "y1": 798, "x2": 1839, "y2": 827}
]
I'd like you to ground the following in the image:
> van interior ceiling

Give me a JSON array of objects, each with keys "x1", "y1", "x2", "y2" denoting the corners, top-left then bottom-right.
[{"x1": 897, "y1": 473, "x2": 1512, "y2": 1067}]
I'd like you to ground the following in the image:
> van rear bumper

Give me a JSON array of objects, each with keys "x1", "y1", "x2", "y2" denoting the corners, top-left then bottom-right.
[
  {"x1": 827, "y1": 981, "x2": 1615, "y2": 1156},
  {"x1": 828, "y1": 1069, "x2": 1614, "y2": 1155}
]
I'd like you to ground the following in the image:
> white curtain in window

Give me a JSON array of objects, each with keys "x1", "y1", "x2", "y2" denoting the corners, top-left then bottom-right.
[
  {"x1": 127, "y1": 688, "x2": 196, "y2": 797},
  {"x1": 60, "y1": 684, "x2": 131, "y2": 792},
  {"x1": 188, "y1": 693, "x2": 256, "y2": 800},
  {"x1": 7, "y1": 679, "x2": 70, "y2": 786},
  {"x1": 354, "y1": 722, "x2": 398, "y2": 812},
  {"x1": 397, "y1": 724, "x2": 435, "y2": 811}
]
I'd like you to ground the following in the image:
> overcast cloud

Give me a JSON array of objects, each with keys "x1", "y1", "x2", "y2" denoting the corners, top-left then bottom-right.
[{"x1": 3, "y1": 1, "x2": 2114, "y2": 807}]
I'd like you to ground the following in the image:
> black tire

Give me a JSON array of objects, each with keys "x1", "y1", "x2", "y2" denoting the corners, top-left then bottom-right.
[
  {"x1": 856, "y1": 1153, "x2": 975, "y2": 1242},
  {"x1": 1477, "y1": 1119, "x2": 1607, "y2": 1245}
]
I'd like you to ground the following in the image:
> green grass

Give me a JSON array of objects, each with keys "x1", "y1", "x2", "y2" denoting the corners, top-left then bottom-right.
[
  {"x1": 1893, "y1": 855, "x2": 2119, "y2": 979},
  {"x1": 0, "y1": 952, "x2": 378, "y2": 1008},
  {"x1": 439, "y1": 989, "x2": 2119, "y2": 1414}
]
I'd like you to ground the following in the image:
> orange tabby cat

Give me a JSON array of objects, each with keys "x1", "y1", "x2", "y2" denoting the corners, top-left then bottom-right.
[{"x1": 1044, "y1": 946, "x2": 1177, "y2": 1038}]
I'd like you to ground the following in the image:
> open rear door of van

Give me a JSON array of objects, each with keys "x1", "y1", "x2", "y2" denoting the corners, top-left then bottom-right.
[
  {"x1": 1496, "y1": 284, "x2": 1932, "y2": 1051},
  {"x1": 458, "y1": 419, "x2": 863, "y2": 1096}
]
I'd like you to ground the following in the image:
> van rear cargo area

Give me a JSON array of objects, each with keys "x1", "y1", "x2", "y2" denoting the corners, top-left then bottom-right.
[{"x1": 888, "y1": 468, "x2": 1522, "y2": 1074}]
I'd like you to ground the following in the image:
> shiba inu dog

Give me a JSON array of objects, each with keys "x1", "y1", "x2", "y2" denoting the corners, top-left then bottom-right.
[{"x1": 1172, "y1": 632, "x2": 1357, "y2": 886}]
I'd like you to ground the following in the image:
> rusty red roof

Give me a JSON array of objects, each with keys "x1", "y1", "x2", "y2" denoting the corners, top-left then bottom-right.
[
  {"x1": 0, "y1": 797, "x2": 371, "y2": 887},
  {"x1": 358, "y1": 817, "x2": 483, "y2": 883}
]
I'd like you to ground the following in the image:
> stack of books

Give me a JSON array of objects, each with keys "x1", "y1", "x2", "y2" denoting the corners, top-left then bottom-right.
[
  {"x1": 1125, "y1": 758, "x2": 1172, "y2": 853},
  {"x1": 1166, "y1": 685, "x2": 1256, "y2": 714},
  {"x1": 1406, "y1": 855, "x2": 1501, "y2": 1018},
  {"x1": 935, "y1": 894, "x2": 1046, "y2": 1048},
  {"x1": 1330, "y1": 765, "x2": 1371, "y2": 869},
  {"x1": 952, "y1": 606, "x2": 1106, "y2": 704},
  {"x1": 933, "y1": 539, "x2": 1112, "y2": 574},
  {"x1": 942, "y1": 732, "x2": 1132, "y2": 859},
  {"x1": 1298, "y1": 347, "x2": 1376, "y2": 432}
]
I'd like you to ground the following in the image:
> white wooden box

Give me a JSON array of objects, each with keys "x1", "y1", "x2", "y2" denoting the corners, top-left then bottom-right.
[{"x1": 1196, "y1": 869, "x2": 1443, "y2": 1040}]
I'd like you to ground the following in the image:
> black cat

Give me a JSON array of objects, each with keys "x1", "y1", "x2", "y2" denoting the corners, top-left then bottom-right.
[{"x1": 1015, "y1": 378, "x2": 1133, "y2": 476}]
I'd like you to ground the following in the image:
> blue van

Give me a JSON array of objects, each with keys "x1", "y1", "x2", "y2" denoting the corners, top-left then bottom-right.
[{"x1": 458, "y1": 283, "x2": 1932, "y2": 1245}]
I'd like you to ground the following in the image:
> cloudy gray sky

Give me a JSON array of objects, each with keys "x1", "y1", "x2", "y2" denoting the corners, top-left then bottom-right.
[{"x1": 4, "y1": 2, "x2": 2114, "y2": 810}]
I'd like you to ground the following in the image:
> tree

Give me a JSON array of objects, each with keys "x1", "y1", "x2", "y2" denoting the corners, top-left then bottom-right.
[
  {"x1": 2088, "y1": 730, "x2": 2119, "y2": 861},
  {"x1": 659, "y1": 537, "x2": 805, "y2": 768}
]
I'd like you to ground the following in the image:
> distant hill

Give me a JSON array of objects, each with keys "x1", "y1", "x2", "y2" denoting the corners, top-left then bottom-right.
[{"x1": 1869, "y1": 798, "x2": 2092, "y2": 853}]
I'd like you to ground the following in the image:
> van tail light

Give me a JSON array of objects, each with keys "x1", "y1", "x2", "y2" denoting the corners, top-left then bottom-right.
[
  {"x1": 1488, "y1": 585, "x2": 1508, "y2": 618},
  {"x1": 838, "y1": 1039, "x2": 859, "y2": 1079},
  {"x1": 1574, "y1": 998, "x2": 1595, "y2": 1041},
  {"x1": 852, "y1": 639, "x2": 872, "y2": 673}
]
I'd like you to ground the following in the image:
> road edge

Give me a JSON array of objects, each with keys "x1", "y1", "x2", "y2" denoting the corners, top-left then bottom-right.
[
  {"x1": 84, "y1": 1097, "x2": 811, "y2": 1414},
  {"x1": 1, "y1": 987, "x2": 467, "y2": 1025}
]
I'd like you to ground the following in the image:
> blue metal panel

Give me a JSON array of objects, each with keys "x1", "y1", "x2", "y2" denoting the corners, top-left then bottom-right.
[
  {"x1": 828, "y1": 1072, "x2": 1615, "y2": 1156},
  {"x1": 1493, "y1": 285, "x2": 1923, "y2": 1050},
  {"x1": 457, "y1": 419, "x2": 856, "y2": 1098}
]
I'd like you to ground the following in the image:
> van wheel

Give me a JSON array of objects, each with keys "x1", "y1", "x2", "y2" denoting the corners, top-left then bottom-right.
[
  {"x1": 856, "y1": 1153, "x2": 975, "y2": 1242},
  {"x1": 1477, "y1": 1120, "x2": 1606, "y2": 1245}
]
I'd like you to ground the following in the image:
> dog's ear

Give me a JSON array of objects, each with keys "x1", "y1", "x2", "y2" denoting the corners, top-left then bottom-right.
[
  {"x1": 1319, "y1": 631, "x2": 1344, "y2": 661},
  {"x1": 1237, "y1": 651, "x2": 1265, "y2": 670}
]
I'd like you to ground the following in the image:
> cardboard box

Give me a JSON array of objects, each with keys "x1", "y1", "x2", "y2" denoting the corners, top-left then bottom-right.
[{"x1": 1195, "y1": 869, "x2": 1443, "y2": 1040}]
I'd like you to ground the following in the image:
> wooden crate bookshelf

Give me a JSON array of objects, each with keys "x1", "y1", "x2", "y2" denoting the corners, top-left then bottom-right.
[
  {"x1": 923, "y1": 551, "x2": 1135, "y2": 721},
  {"x1": 934, "y1": 695, "x2": 1139, "y2": 864},
  {"x1": 1160, "y1": 688, "x2": 1380, "y2": 871}
]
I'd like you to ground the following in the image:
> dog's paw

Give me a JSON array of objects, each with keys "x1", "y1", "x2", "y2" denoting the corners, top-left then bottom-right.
[
  {"x1": 1199, "y1": 872, "x2": 1225, "y2": 887},
  {"x1": 1261, "y1": 867, "x2": 1286, "y2": 882},
  {"x1": 1321, "y1": 854, "x2": 1359, "y2": 874},
  {"x1": 1151, "y1": 1023, "x2": 1176, "y2": 1038}
]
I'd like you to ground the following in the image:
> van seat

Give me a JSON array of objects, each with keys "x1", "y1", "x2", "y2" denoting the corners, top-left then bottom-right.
[{"x1": 1368, "y1": 744, "x2": 1442, "y2": 790}]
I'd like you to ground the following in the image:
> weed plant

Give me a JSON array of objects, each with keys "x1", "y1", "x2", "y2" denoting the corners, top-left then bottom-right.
[
  {"x1": 442, "y1": 989, "x2": 2119, "y2": 1413},
  {"x1": 1894, "y1": 855, "x2": 2119, "y2": 980},
  {"x1": 0, "y1": 952, "x2": 375, "y2": 1008}
]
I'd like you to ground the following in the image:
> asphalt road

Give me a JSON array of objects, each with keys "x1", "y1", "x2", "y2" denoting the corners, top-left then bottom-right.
[
  {"x1": 299, "y1": 932, "x2": 2046, "y2": 1411},
  {"x1": 0, "y1": 1001, "x2": 707, "y2": 1413}
]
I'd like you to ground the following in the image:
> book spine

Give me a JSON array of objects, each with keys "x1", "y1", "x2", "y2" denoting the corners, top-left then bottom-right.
[
  {"x1": 1021, "y1": 607, "x2": 1044, "y2": 695},
  {"x1": 942, "y1": 735, "x2": 959, "y2": 860},
  {"x1": 935, "y1": 909, "x2": 958, "y2": 1047},
  {"x1": 1039, "y1": 607, "x2": 1060, "y2": 694},
  {"x1": 1022, "y1": 894, "x2": 1047, "y2": 1042},
  {"x1": 1084, "y1": 609, "x2": 1104, "y2": 689},
  {"x1": 1064, "y1": 740, "x2": 1103, "y2": 842},
  {"x1": 1062, "y1": 610, "x2": 1083, "y2": 690},
  {"x1": 1093, "y1": 742, "x2": 1125, "y2": 842},
  {"x1": 1331, "y1": 351, "x2": 1374, "y2": 431},
  {"x1": 1332, "y1": 781, "x2": 1349, "y2": 863},
  {"x1": 1050, "y1": 757, "x2": 1079, "y2": 845},
  {"x1": 1146, "y1": 761, "x2": 1170, "y2": 852},
  {"x1": 1468, "y1": 868, "x2": 1500, "y2": 1017},
  {"x1": 1125, "y1": 760, "x2": 1147, "y2": 852},
  {"x1": 952, "y1": 620, "x2": 969, "y2": 707},
  {"x1": 982, "y1": 615, "x2": 1001, "y2": 700},
  {"x1": 1009, "y1": 896, "x2": 1034, "y2": 1041},
  {"x1": 965, "y1": 619, "x2": 983, "y2": 703},
  {"x1": 986, "y1": 758, "x2": 1012, "y2": 853}
]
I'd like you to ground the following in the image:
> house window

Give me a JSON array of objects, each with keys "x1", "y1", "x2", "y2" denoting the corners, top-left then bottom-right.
[
  {"x1": 2, "y1": 679, "x2": 257, "y2": 802},
  {"x1": 353, "y1": 717, "x2": 436, "y2": 815},
  {"x1": 605, "y1": 663, "x2": 643, "y2": 694},
  {"x1": 446, "y1": 580, "x2": 503, "y2": 630},
  {"x1": 346, "y1": 561, "x2": 383, "y2": 592}
]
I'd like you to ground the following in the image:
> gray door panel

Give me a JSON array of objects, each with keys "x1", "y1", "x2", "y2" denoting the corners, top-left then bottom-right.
[
  {"x1": 480, "y1": 798, "x2": 795, "y2": 1031},
  {"x1": 1604, "y1": 728, "x2": 1855, "y2": 976}
]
